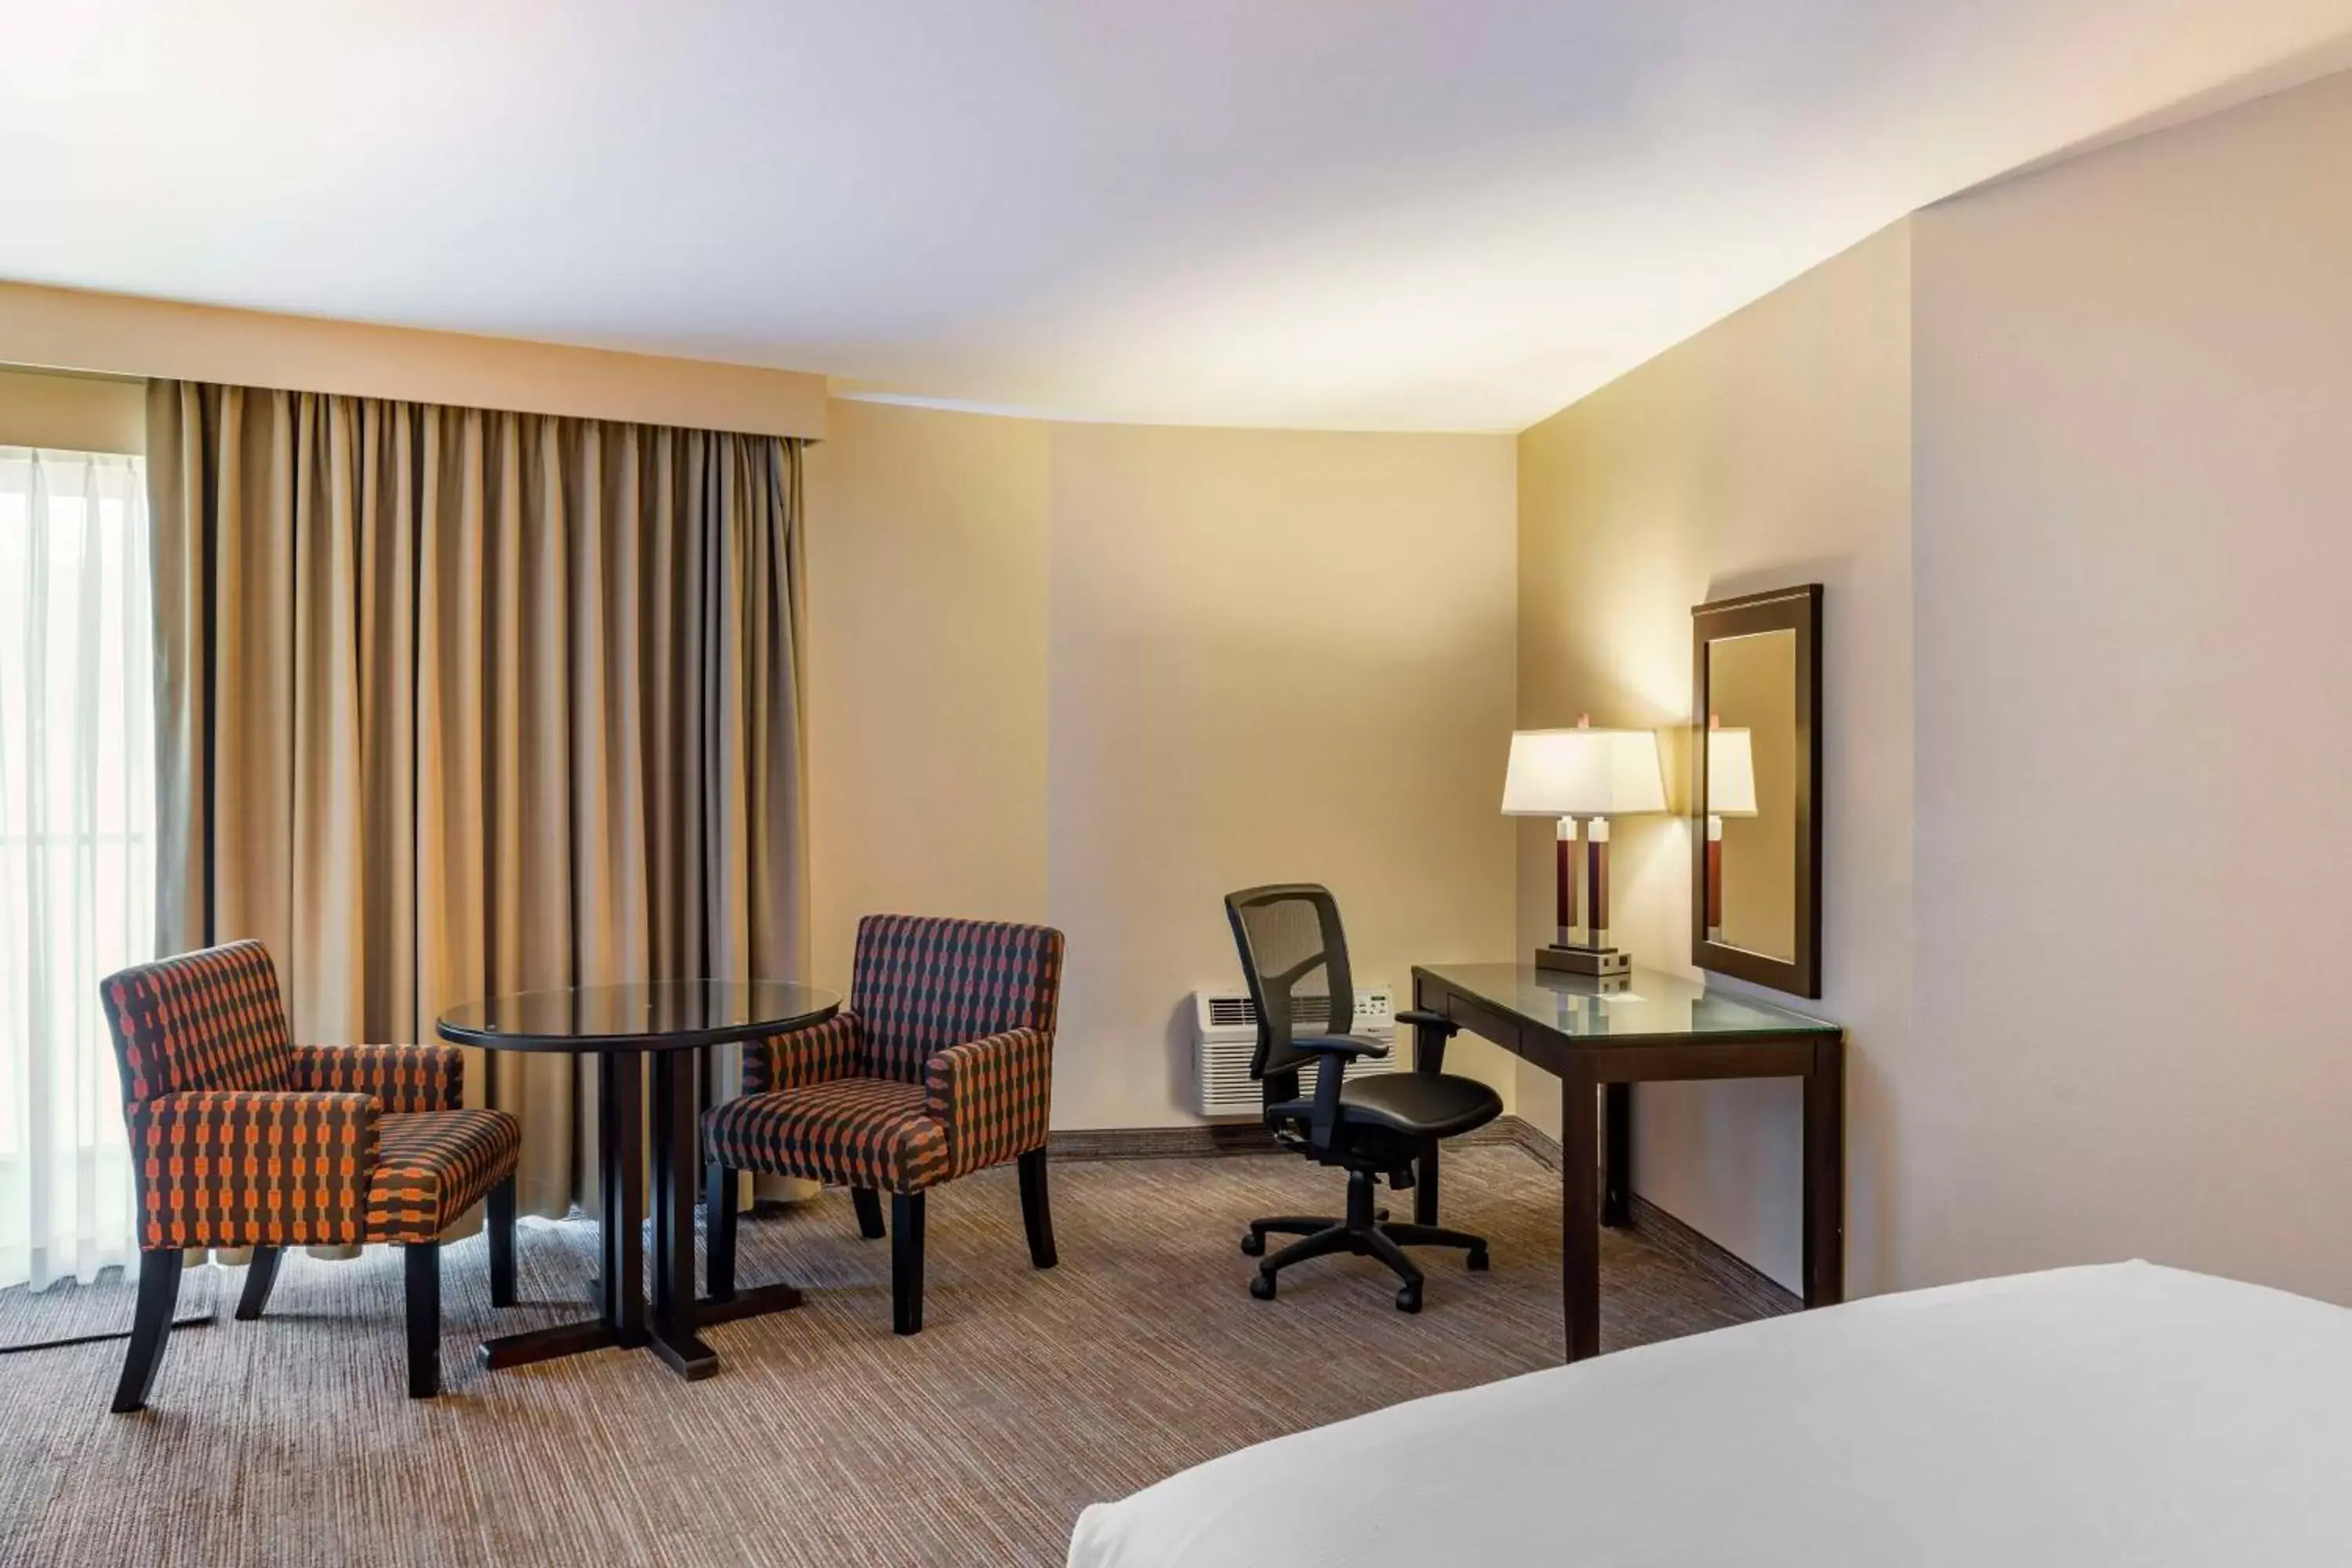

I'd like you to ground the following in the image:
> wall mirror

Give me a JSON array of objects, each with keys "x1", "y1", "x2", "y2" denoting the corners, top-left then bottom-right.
[{"x1": 1691, "y1": 584, "x2": 1821, "y2": 997}]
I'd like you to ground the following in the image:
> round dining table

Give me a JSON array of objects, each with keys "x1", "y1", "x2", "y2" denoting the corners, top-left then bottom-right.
[{"x1": 436, "y1": 979, "x2": 839, "y2": 1381}]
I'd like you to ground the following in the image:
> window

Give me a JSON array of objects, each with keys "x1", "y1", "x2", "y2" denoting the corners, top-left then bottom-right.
[{"x1": 0, "y1": 447, "x2": 154, "y2": 1290}]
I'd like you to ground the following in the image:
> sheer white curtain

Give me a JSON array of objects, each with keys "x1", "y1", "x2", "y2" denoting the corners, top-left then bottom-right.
[{"x1": 0, "y1": 448, "x2": 154, "y2": 1290}]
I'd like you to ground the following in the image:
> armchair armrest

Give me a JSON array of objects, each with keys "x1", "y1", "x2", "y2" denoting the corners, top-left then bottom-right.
[
  {"x1": 289, "y1": 1043, "x2": 464, "y2": 1114},
  {"x1": 743, "y1": 1010, "x2": 862, "y2": 1094},
  {"x1": 1395, "y1": 1009, "x2": 1457, "y2": 1034},
  {"x1": 125, "y1": 1090, "x2": 379, "y2": 1250},
  {"x1": 924, "y1": 1028, "x2": 1052, "y2": 1178}
]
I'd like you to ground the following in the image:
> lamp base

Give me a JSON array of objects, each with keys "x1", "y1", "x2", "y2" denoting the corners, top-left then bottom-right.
[{"x1": 1535, "y1": 944, "x2": 1631, "y2": 978}]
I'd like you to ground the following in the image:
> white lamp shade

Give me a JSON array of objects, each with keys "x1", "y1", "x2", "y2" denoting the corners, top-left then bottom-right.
[
  {"x1": 1500, "y1": 727, "x2": 1668, "y2": 818},
  {"x1": 1706, "y1": 727, "x2": 1759, "y2": 817}
]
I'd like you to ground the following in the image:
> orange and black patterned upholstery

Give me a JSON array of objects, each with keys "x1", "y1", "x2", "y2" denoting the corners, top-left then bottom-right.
[
  {"x1": 366, "y1": 1111, "x2": 521, "y2": 1242},
  {"x1": 708, "y1": 915, "x2": 1064, "y2": 1195},
  {"x1": 290, "y1": 1043, "x2": 465, "y2": 1116},
  {"x1": 122, "y1": 1089, "x2": 378, "y2": 1248},
  {"x1": 105, "y1": 941, "x2": 295, "y2": 1101},
  {"x1": 705, "y1": 1076, "x2": 950, "y2": 1194},
  {"x1": 102, "y1": 941, "x2": 519, "y2": 1250}
]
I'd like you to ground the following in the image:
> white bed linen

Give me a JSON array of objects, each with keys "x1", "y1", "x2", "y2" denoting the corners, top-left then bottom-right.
[{"x1": 1067, "y1": 1263, "x2": 2352, "y2": 1567}]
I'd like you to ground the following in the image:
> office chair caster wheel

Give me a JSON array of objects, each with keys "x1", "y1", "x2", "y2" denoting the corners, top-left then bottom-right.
[
  {"x1": 1394, "y1": 1281, "x2": 1423, "y2": 1313},
  {"x1": 1250, "y1": 1271, "x2": 1277, "y2": 1301},
  {"x1": 1240, "y1": 1231, "x2": 1265, "y2": 1257},
  {"x1": 1466, "y1": 1247, "x2": 1490, "y2": 1272}
]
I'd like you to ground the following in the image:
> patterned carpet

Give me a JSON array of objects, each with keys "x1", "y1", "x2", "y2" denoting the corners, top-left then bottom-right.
[{"x1": 0, "y1": 1144, "x2": 1782, "y2": 1567}]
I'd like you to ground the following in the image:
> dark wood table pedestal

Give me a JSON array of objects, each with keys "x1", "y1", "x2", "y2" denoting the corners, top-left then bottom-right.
[
  {"x1": 438, "y1": 978, "x2": 840, "y2": 1384},
  {"x1": 474, "y1": 1050, "x2": 725, "y2": 1379}
]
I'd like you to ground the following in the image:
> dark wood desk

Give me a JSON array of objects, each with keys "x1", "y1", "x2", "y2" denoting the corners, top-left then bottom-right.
[{"x1": 1410, "y1": 962, "x2": 1845, "y2": 1362}]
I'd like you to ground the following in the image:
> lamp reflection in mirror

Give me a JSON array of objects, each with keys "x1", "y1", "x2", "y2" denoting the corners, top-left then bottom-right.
[
  {"x1": 1704, "y1": 717, "x2": 1757, "y2": 944},
  {"x1": 1501, "y1": 717, "x2": 1667, "y2": 976}
]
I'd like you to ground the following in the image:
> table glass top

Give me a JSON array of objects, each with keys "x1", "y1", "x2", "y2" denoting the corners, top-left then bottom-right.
[
  {"x1": 1414, "y1": 963, "x2": 1836, "y2": 1041},
  {"x1": 437, "y1": 979, "x2": 839, "y2": 1049}
]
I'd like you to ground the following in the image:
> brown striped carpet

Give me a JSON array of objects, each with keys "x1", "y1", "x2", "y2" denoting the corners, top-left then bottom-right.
[{"x1": 0, "y1": 1144, "x2": 1782, "y2": 1567}]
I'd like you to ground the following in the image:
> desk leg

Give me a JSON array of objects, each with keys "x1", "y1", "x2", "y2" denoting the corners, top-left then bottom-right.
[
  {"x1": 1602, "y1": 1083, "x2": 1632, "y2": 1228},
  {"x1": 1412, "y1": 1018, "x2": 1448, "y2": 1227},
  {"x1": 1561, "y1": 1064, "x2": 1602, "y2": 1362},
  {"x1": 1802, "y1": 1037, "x2": 1846, "y2": 1308},
  {"x1": 1414, "y1": 1139, "x2": 1440, "y2": 1227}
]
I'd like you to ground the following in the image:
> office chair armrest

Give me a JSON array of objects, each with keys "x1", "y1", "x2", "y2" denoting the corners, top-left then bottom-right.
[
  {"x1": 1395, "y1": 1010, "x2": 1458, "y2": 1073},
  {"x1": 1283, "y1": 1038, "x2": 1385, "y2": 1151},
  {"x1": 1288, "y1": 1033, "x2": 1389, "y2": 1059}
]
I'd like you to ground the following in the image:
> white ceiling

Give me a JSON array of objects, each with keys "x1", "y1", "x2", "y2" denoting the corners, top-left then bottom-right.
[{"x1": 8, "y1": 2, "x2": 2352, "y2": 432}]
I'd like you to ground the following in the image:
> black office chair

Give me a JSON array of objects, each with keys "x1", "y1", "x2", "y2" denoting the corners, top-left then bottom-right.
[{"x1": 1224, "y1": 884, "x2": 1502, "y2": 1312}]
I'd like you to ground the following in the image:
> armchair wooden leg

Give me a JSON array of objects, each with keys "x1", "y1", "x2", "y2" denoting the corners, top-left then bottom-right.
[
  {"x1": 704, "y1": 1163, "x2": 738, "y2": 1301},
  {"x1": 405, "y1": 1243, "x2": 441, "y2": 1399},
  {"x1": 487, "y1": 1174, "x2": 517, "y2": 1308},
  {"x1": 234, "y1": 1245, "x2": 284, "y2": 1321},
  {"x1": 851, "y1": 1187, "x2": 885, "y2": 1240},
  {"x1": 110, "y1": 1248, "x2": 184, "y2": 1414},
  {"x1": 891, "y1": 1192, "x2": 925, "y2": 1336},
  {"x1": 1017, "y1": 1148, "x2": 1057, "y2": 1269}
]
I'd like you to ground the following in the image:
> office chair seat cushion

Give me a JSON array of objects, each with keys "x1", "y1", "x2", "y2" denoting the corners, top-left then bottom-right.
[
  {"x1": 1273, "y1": 1072, "x2": 1503, "y2": 1142},
  {"x1": 1340, "y1": 1071, "x2": 1504, "y2": 1138}
]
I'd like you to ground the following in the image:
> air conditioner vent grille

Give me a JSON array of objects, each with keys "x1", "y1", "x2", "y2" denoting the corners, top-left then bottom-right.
[
  {"x1": 1200, "y1": 993, "x2": 1385, "y2": 1032},
  {"x1": 1190, "y1": 985, "x2": 1396, "y2": 1118},
  {"x1": 1207, "y1": 996, "x2": 1254, "y2": 1028}
]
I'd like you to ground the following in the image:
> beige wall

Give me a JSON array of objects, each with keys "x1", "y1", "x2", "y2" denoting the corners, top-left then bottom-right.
[
  {"x1": 0, "y1": 281, "x2": 825, "y2": 439},
  {"x1": 803, "y1": 401, "x2": 1053, "y2": 990},
  {"x1": 1907, "y1": 71, "x2": 2352, "y2": 1303},
  {"x1": 804, "y1": 401, "x2": 1522, "y2": 1127},
  {"x1": 1515, "y1": 223, "x2": 1915, "y2": 1294},
  {"x1": 1512, "y1": 65, "x2": 2352, "y2": 1308},
  {"x1": 1044, "y1": 423, "x2": 1520, "y2": 1126},
  {"x1": 0, "y1": 366, "x2": 144, "y2": 453}
]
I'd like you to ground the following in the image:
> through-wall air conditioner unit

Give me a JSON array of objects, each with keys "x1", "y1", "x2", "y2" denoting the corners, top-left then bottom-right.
[{"x1": 1192, "y1": 985, "x2": 1396, "y2": 1118}]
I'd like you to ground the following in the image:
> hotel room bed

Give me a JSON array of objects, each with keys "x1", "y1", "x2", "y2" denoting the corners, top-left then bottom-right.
[{"x1": 1067, "y1": 1262, "x2": 2352, "y2": 1567}]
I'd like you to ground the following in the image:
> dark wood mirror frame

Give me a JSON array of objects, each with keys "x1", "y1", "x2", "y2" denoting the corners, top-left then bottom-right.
[{"x1": 1690, "y1": 583, "x2": 1823, "y2": 998}]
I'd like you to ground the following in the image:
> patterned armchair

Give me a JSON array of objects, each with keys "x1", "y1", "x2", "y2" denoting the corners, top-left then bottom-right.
[
  {"x1": 703, "y1": 914, "x2": 1065, "y2": 1334},
  {"x1": 100, "y1": 941, "x2": 522, "y2": 1407}
]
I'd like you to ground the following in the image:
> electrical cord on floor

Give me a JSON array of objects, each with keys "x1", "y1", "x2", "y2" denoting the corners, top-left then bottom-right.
[{"x1": 0, "y1": 1269, "x2": 219, "y2": 1355}]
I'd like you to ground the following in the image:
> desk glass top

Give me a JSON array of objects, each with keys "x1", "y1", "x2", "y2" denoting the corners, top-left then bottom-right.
[
  {"x1": 437, "y1": 980, "x2": 839, "y2": 1052},
  {"x1": 1414, "y1": 963, "x2": 1836, "y2": 1043}
]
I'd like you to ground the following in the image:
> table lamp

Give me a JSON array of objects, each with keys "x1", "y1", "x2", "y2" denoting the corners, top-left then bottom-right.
[
  {"x1": 1703, "y1": 718, "x2": 1757, "y2": 944},
  {"x1": 1501, "y1": 717, "x2": 1668, "y2": 976}
]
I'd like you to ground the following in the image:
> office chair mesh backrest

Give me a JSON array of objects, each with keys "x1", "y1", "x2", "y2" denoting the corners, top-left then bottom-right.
[{"x1": 1225, "y1": 884, "x2": 1357, "y2": 1087}]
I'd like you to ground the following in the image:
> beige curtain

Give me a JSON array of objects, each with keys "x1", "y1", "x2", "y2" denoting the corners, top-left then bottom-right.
[{"x1": 144, "y1": 379, "x2": 807, "y2": 1218}]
